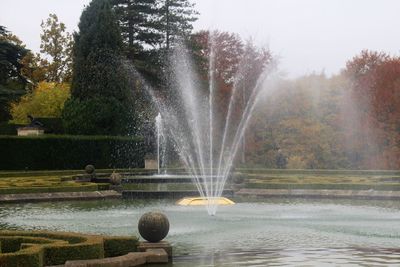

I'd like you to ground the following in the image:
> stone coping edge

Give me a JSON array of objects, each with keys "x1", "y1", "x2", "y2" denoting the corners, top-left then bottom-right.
[
  {"x1": 236, "y1": 188, "x2": 400, "y2": 200},
  {"x1": 0, "y1": 190, "x2": 121, "y2": 203},
  {"x1": 47, "y1": 244, "x2": 170, "y2": 267}
]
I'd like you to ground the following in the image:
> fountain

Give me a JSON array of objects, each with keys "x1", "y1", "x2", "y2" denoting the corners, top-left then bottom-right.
[
  {"x1": 155, "y1": 113, "x2": 163, "y2": 175},
  {"x1": 145, "y1": 35, "x2": 277, "y2": 215}
]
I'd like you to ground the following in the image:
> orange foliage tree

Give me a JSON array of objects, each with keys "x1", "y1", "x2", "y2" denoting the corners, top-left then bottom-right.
[{"x1": 343, "y1": 50, "x2": 400, "y2": 169}]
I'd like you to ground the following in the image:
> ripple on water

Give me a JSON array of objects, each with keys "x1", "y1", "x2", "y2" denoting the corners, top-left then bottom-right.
[{"x1": 1, "y1": 198, "x2": 400, "y2": 265}]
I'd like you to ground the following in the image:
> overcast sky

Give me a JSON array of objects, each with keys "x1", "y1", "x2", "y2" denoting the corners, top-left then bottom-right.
[{"x1": 1, "y1": 0, "x2": 399, "y2": 77}]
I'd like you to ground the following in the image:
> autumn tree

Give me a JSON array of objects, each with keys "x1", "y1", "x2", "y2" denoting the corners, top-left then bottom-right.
[
  {"x1": 189, "y1": 30, "x2": 273, "y2": 163},
  {"x1": 39, "y1": 14, "x2": 73, "y2": 83},
  {"x1": 344, "y1": 50, "x2": 400, "y2": 169},
  {"x1": 10, "y1": 82, "x2": 70, "y2": 123}
]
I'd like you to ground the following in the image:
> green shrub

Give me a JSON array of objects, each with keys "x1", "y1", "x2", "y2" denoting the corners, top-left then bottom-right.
[
  {"x1": 246, "y1": 183, "x2": 400, "y2": 191},
  {"x1": 43, "y1": 238, "x2": 104, "y2": 266},
  {"x1": 0, "y1": 135, "x2": 145, "y2": 170},
  {"x1": 0, "y1": 122, "x2": 23, "y2": 135},
  {"x1": 62, "y1": 97, "x2": 130, "y2": 136},
  {"x1": 0, "y1": 183, "x2": 99, "y2": 194},
  {"x1": 0, "y1": 245, "x2": 43, "y2": 267},
  {"x1": 103, "y1": 236, "x2": 138, "y2": 257},
  {"x1": 0, "y1": 231, "x2": 139, "y2": 266},
  {"x1": 36, "y1": 117, "x2": 64, "y2": 134}
]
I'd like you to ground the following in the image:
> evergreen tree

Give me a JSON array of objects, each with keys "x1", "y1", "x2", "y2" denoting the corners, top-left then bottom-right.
[
  {"x1": 112, "y1": 0, "x2": 163, "y2": 84},
  {"x1": 0, "y1": 26, "x2": 28, "y2": 121},
  {"x1": 159, "y1": 0, "x2": 198, "y2": 50},
  {"x1": 112, "y1": 0, "x2": 161, "y2": 58},
  {"x1": 63, "y1": 0, "x2": 134, "y2": 135}
]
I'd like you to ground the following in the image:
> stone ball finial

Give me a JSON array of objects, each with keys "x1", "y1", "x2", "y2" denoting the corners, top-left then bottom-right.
[
  {"x1": 85, "y1": 164, "x2": 95, "y2": 175},
  {"x1": 138, "y1": 212, "x2": 169, "y2": 243}
]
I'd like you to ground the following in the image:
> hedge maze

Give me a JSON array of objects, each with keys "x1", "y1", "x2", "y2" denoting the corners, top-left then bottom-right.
[{"x1": 0, "y1": 230, "x2": 138, "y2": 267}]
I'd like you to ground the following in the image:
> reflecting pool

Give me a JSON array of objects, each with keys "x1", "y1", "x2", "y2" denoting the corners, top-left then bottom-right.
[{"x1": 1, "y1": 198, "x2": 400, "y2": 266}]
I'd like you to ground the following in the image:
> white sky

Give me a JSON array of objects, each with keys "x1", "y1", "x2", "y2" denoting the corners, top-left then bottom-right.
[{"x1": 1, "y1": 0, "x2": 399, "y2": 77}]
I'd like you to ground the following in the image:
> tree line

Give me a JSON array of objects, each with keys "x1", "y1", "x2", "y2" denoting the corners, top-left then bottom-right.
[{"x1": 1, "y1": 0, "x2": 398, "y2": 169}]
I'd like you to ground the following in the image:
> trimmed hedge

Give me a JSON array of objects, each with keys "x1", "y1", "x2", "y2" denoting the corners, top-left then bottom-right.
[
  {"x1": 246, "y1": 183, "x2": 400, "y2": 191},
  {"x1": 103, "y1": 236, "x2": 139, "y2": 257},
  {"x1": 0, "y1": 183, "x2": 100, "y2": 194},
  {"x1": 0, "y1": 230, "x2": 138, "y2": 266},
  {"x1": 0, "y1": 135, "x2": 145, "y2": 170},
  {"x1": 36, "y1": 117, "x2": 64, "y2": 134},
  {"x1": 237, "y1": 168, "x2": 400, "y2": 176},
  {"x1": 0, "y1": 123, "x2": 24, "y2": 135}
]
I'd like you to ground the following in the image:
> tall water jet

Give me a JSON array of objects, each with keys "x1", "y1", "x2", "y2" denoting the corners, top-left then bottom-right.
[{"x1": 139, "y1": 34, "x2": 277, "y2": 215}]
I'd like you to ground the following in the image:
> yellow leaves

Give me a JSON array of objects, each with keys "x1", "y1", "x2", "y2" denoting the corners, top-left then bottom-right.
[{"x1": 10, "y1": 82, "x2": 71, "y2": 123}]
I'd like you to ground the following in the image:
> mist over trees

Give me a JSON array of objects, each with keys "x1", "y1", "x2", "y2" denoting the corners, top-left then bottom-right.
[
  {"x1": 245, "y1": 51, "x2": 400, "y2": 169},
  {"x1": 1, "y1": 0, "x2": 399, "y2": 169}
]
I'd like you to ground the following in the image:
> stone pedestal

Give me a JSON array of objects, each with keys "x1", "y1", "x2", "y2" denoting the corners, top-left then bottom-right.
[
  {"x1": 145, "y1": 159, "x2": 157, "y2": 170},
  {"x1": 17, "y1": 126, "x2": 44, "y2": 136},
  {"x1": 138, "y1": 241, "x2": 172, "y2": 259}
]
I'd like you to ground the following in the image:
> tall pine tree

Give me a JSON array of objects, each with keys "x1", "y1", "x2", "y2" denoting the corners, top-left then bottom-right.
[
  {"x1": 62, "y1": 0, "x2": 134, "y2": 135},
  {"x1": 112, "y1": 0, "x2": 163, "y2": 84},
  {"x1": 159, "y1": 0, "x2": 198, "y2": 51},
  {"x1": 112, "y1": 0, "x2": 161, "y2": 57}
]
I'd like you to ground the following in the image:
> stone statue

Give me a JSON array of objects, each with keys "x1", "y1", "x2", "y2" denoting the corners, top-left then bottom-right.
[{"x1": 27, "y1": 115, "x2": 44, "y2": 128}]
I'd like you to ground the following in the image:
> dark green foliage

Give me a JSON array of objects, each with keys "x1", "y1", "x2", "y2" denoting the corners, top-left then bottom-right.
[
  {"x1": 35, "y1": 117, "x2": 64, "y2": 134},
  {"x1": 0, "y1": 26, "x2": 29, "y2": 121},
  {"x1": 66, "y1": 0, "x2": 135, "y2": 135},
  {"x1": 0, "y1": 26, "x2": 28, "y2": 86},
  {"x1": 62, "y1": 97, "x2": 129, "y2": 135},
  {"x1": 0, "y1": 122, "x2": 24, "y2": 135},
  {"x1": 159, "y1": 0, "x2": 198, "y2": 50},
  {"x1": 103, "y1": 236, "x2": 138, "y2": 257},
  {"x1": 71, "y1": 50, "x2": 130, "y2": 101},
  {"x1": 0, "y1": 135, "x2": 145, "y2": 170},
  {"x1": 112, "y1": 0, "x2": 162, "y2": 55}
]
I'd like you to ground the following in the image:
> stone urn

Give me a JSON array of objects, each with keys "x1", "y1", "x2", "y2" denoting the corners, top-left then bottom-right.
[{"x1": 138, "y1": 212, "x2": 169, "y2": 243}]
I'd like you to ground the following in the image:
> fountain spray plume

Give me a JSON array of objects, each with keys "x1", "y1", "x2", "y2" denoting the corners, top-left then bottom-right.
[{"x1": 131, "y1": 34, "x2": 278, "y2": 215}]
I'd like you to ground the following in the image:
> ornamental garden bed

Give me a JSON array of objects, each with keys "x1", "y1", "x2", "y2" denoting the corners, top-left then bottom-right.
[{"x1": 0, "y1": 230, "x2": 138, "y2": 267}]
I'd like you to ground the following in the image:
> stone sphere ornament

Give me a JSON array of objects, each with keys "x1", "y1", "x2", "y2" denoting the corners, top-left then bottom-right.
[
  {"x1": 84, "y1": 164, "x2": 95, "y2": 174},
  {"x1": 138, "y1": 212, "x2": 169, "y2": 242}
]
